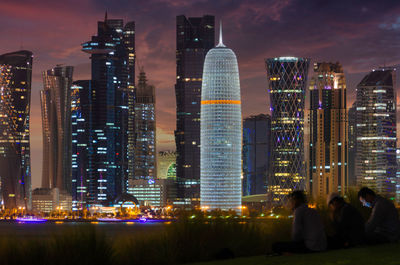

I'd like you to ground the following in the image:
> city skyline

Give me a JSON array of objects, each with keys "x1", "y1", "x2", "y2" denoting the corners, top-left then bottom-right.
[{"x1": 1, "y1": 0, "x2": 400, "y2": 188}]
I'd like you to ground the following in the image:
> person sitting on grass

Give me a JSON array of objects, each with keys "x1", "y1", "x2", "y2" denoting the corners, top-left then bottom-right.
[
  {"x1": 327, "y1": 193, "x2": 365, "y2": 249},
  {"x1": 358, "y1": 187, "x2": 400, "y2": 244},
  {"x1": 272, "y1": 190, "x2": 327, "y2": 254}
]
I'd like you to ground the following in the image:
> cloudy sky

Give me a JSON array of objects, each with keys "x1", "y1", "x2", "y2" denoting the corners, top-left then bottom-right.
[{"x1": 1, "y1": 0, "x2": 400, "y2": 188}]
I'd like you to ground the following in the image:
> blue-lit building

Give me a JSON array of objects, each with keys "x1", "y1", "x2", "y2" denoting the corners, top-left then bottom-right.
[
  {"x1": 265, "y1": 57, "x2": 309, "y2": 203},
  {"x1": 242, "y1": 114, "x2": 271, "y2": 196},
  {"x1": 71, "y1": 80, "x2": 93, "y2": 209},
  {"x1": 73, "y1": 14, "x2": 135, "y2": 208},
  {"x1": 356, "y1": 68, "x2": 397, "y2": 200},
  {"x1": 200, "y1": 25, "x2": 242, "y2": 212}
]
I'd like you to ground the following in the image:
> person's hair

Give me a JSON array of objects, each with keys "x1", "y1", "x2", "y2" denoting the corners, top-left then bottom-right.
[
  {"x1": 358, "y1": 187, "x2": 376, "y2": 199},
  {"x1": 289, "y1": 190, "x2": 307, "y2": 204},
  {"x1": 329, "y1": 196, "x2": 345, "y2": 205}
]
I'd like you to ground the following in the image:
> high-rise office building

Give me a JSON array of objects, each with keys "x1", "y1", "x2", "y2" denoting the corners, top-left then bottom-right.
[
  {"x1": 356, "y1": 68, "x2": 397, "y2": 199},
  {"x1": 41, "y1": 65, "x2": 74, "y2": 193},
  {"x1": 0, "y1": 50, "x2": 33, "y2": 209},
  {"x1": 265, "y1": 57, "x2": 309, "y2": 203},
  {"x1": 134, "y1": 70, "x2": 156, "y2": 180},
  {"x1": 175, "y1": 15, "x2": 215, "y2": 206},
  {"x1": 75, "y1": 14, "x2": 135, "y2": 207},
  {"x1": 348, "y1": 102, "x2": 357, "y2": 187},
  {"x1": 242, "y1": 114, "x2": 271, "y2": 196},
  {"x1": 396, "y1": 149, "x2": 400, "y2": 202},
  {"x1": 308, "y1": 62, "x2": 348, "y2": 200},
  {"x1": 71, "y1": 80, "x2": 93, "y2": 210},
  {"x1": 200, "y1": 24, "x2": 242, "y2": 212}
]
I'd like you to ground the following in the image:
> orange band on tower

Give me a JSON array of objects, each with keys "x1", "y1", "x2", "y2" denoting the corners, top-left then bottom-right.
[{"x1": 201, "y1": 100, "x2": 241, "y2": 105}]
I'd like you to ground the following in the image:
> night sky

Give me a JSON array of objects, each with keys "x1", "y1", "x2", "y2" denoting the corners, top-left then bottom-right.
[{"x1": 1, "y1": 0, "x2": 400, "y2": 188}]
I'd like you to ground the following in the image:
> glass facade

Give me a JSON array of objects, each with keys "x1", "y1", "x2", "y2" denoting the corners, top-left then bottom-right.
[
  {"x1": 348, "y1": 102, "x2": 357, "y2": 187},
  {"x1": 265, "y1": 57, "x2": 309, "y2": 203},
  {"x1": 76, "y1": 15, "x2": 135, "y2": 207},
  {"x1": 134, "y1": 71, "x2": 156, "y2": 180},
  {"x1": 127, "y1": 179, "x2": 176, "y2": 207},
  {"x1": 200, "y1": 30, "x2": 242, "y2": 212},
  {"x1": 175, "y1": 15, "x2": 215, "y2": 206},
  {"x1": 0, "y1": 50, "x2": 32, "y2": 210},
  {"x1": 242, "y1": 114, "x2": 271, "y2": 196},
  {"x1": 41, "y1": 66, "x2": 74, "y2": 193},
  {"x1": 71, "y1": 80, "x2": 93, "y2": 210},
  {"x1": 308, "y1": 62, "x2": 348, "y2": 200},
  {"x1": 356, "y1": 68, "x2": 397, "y2": 200}
]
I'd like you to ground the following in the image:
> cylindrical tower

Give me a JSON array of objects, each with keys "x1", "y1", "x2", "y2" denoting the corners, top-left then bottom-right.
[
  {"x1": 265, "y1": 57, "x2": 309, "y2": 204},
  {"x1": 200, "y1": 23, "x2": 242, "y2": 212}
]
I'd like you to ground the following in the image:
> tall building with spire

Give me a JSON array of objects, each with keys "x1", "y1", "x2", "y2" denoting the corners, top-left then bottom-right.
[
  {"x1": 265, "y1": 57, "x2": 309, "y2": 203},
  {"x1": 308, "y1": 62, "x2": 348, "y2": 200},
  {"x1": 175, "y1": 15, "x2": 215, "y2": 206},
  {"x1": 0, "y1": 50, "x2": 33, "y2": 209},
  {"x1": 73, "y1": 14, "x2": 135, "y2": 207},
  {"x1": 134, "y1": 70, "x2": 156, "y2": 180},
  {"x1": 356, "y1": 68, "x2": 397, "y2": 199},
  {"x1": 41, "y1": 65, "x2": 73, "y2": 193},
  {"x1": 200, "y1": 23, "x2": 242, "y2": 212}
]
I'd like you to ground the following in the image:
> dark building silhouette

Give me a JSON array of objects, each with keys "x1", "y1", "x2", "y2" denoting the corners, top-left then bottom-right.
[
  {"x1": 134, "y1": 70, "x2": 156, "y2": 180},
  {"x1": 265, "y1": 57, "x2": 310, "y2": 204},
  {"x1": 0, "y1": 50, "x2": 33, "y2": 209},
  {"x1": 174, "y1": 15, "x2": 214, "y2": 206},
  {"x1": 242, "y1": 114, "x2": 271, "y2": 196},
  {"x1": 73, "y1": 14, "x2": 135, "y2": 207},
  {"x1": 356, "y1": 68, "x2": 397, "y2": 199},
  {"x1": 308, "y1": 62, "x2": 348, "y2": 200},
  {"x1": 348, "y1": 102, "x2": 357, "y2": 187},
  {"x1": 71, "y1": 80, "x2": 93, "y2": 209},
  {"x1": 41, "y1": 65, "x2": 74, "y2": 193}
]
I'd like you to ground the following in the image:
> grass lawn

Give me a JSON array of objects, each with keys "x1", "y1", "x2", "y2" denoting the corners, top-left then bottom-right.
[{"x1": 192, "y1": 244, "x2": 400, "y2": 265}]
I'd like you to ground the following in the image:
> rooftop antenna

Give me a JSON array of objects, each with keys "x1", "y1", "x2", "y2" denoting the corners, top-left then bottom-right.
[
  {"x1": 216, "y1": 20, "x2": 225, "y2": 47},
  {"x1": 105, "y1": 10, "x2": 108, "y2": 22}
]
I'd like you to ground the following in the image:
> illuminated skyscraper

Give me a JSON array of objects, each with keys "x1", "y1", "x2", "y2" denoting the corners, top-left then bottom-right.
[
  {"x1": 265, "y1": 57, "x2": 309, "y2": 203},
  {"x1": 134, "y1": 70, "x2": 156, "y2": 180},
  {"x1": 356, "y1": 68, "x2": 397, "y2": 199},
  {"x1": 71, "y1": 80, "x2": 93, "y2": 210},
  {"x1": 308, "y1": 62, "x2": 348, "y2": 200},
  {"x1": 76, "y1": 14, "x2": 135, "y2": 207},
  {"x1": 0, "y1": 50, "x2": 33, "y2": 209},
  {"x1": 41, "y1": 65, "x2": 73, "y2": 193},
  {"x1": 200, "y1": 24, "x2": 242, "y2": 212},
  {"x1": 175, "y1": 15, "x2": 215, "y2": 206},
  {"x1": 348, "y1": 102, "x2": 357, "y2": 187},
  {"x1": 242, "y1": 114, "x2": 271, "y2": 196}
]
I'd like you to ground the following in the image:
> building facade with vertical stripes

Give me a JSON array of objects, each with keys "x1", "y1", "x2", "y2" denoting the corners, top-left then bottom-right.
[
  {"x1": 265, "y1": 57, "x2": 309, "y2": 203},
  {"x1": 308, "y1": 62, "x2": 348, "y2": 200}
]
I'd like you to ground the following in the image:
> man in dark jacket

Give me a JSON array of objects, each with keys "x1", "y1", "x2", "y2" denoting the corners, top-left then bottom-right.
[
  {"x1": 272, "y1": 191, "x2": 327, "y2": 254},
  {"x1": 358, "y1": 187, "x2": 400, "y2": 244},
  {"x1": 327, "y1": 193, "x2": 365, "y2": 248}
]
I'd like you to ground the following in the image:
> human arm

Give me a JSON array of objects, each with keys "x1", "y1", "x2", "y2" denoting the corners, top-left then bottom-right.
[{"x1": 365, "y1": 202, "x2": 384, "y2": 234}]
